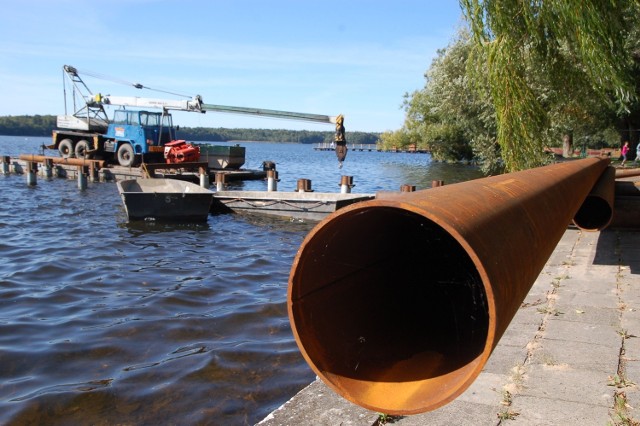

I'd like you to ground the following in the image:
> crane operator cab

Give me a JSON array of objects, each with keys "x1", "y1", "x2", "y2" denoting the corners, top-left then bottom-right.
[{"x1": 103, "y1": 110, "x2": 175, "y2": 167}]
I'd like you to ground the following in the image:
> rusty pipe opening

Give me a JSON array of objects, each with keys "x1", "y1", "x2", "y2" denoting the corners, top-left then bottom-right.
[
  {"x1": 289, "y1": 206, "x2": 491, "y2": 414},
  {"x1": 572, "y1": 166, "x2": 615, "y2": 231},
  {"x1": 289, "y1": 158, "x2": 610, "y2": 415},
  {"x1": 573, "y1": 196, "x2": 612, "y2": 230}
]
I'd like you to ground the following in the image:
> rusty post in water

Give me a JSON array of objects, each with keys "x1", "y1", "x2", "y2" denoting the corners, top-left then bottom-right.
[
  {"x1": 43, "y1": 158, "x2": 53, "y2": 179},
  {"x1": 215, "y1": 172, "x2": 226, "y2": 192},
  {"x1": 26, "y1": 162, "x2": 37, "y2": 186},
  {"x1": 288, "y1": 157, "x2": 609, "y2": 415},
  {"x1": 297, "y1": 179, "x2": 312, "y2": 192},
  {"x1": 77, "y1": 166, "x2": 87, "y2": 190},
  {"x1": 1, "y1": 156, "x2": 10, "y2": 175},
  {"x1": 267, "y1": 170, "x2": 277, "y2": 192},
  {"x1": 340, "y1": 176, "x2": 354, "y2": 194}
]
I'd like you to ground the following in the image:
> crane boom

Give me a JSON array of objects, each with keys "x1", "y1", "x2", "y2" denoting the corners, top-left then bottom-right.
[
  {"x1": 99, "y1": 94, "x2": 204, "y2": 113},
  {"x1": 200, "y1": 103, "x2": 337, "y2": 124},
  {"x1": 56, "y1": 64, "x2": 348, "y2": 166},
  {"x1": 62, "y1": 65, "x2": 339, "y2": 125}
]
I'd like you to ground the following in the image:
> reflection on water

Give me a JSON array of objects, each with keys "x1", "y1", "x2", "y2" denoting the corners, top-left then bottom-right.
[{"x1": 0, "y1": 136, "x2": 483, "y2": 425}]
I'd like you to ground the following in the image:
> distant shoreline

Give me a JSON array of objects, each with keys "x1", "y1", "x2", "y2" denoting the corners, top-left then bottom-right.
[{"x1": 0, "y1": 115, "x2": 381, "y2": 145}]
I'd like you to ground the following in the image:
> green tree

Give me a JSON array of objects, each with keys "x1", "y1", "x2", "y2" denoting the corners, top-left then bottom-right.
[
  {"x1": 461, "y1": 0, "x2": 640, "y2": 171},
  {"x1": 378, "y1": 128, "x2": 413, "y2": 151},
  {"x1": 396, "y1": 30, "x2": 498, "y2": 171}
]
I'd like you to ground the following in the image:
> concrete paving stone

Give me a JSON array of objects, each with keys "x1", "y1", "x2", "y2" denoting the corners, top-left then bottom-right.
[
  {"x1": 621, "y1": 265, "x2": 640, "y2": 278},
  {"x1": 621, "y1": 314, "x2": 640, "y2": 337},
  {"x1": 542, "y1": 315, "x2": 621, "y2": 347},
  {"x1": 618, "y1": 385, "x2": 640, "y2": 420},
  {"x1": 621, "y1": 334, "x2": 640, "y2": 385},
  {"x1": 519, "y1": 363, "x2": 614, "y2": 407},
  {"x1": 623, "y1": 271, "x2": 640, "y2": 283},
  {"x1": 554, "y1": 290, "x2": 620, "y2": 310},
  {"x1": 455, "y1": 371, "x2": 508, "y2": 406},
  {"x1": 495, "y1": 323, "x2": 540, "y2": 351},
  {"x1": 621, "y1": 285, "x2": 640, "y2": 306},
  {"x1": 511, "y1": 394, "x2": 613, "y2": 425},
  {"x1": 546, "y1": 246, "x2": 577, "y2": 265},
  {"x1": 619, "y1": 232, "x2": 640, "y2": 276},
  {"x1": 545, "y1": 305, "x2": 619, "y2": 327},
  {"x1": 593, "y1": 229, "x2": 617, "y2": 250},
  {"x1": 622, "y1": 329, "x2": 640, "y2": 354},
  {"x1": 623, "y1": 305, "x2": 640, "y2": 318},
  {"x1": 510, "y1": 304, "x2": 549, "y2": 327},
  {"x1": 560, "y1": 274, "x2": 618, "y2": 295},
  {"x1": 624, "y1": 356, "x2": 640, "y2": 392},
  {"x1": 388, "y1": 399, "x2": 502, "y2": 426},
  {"x1": 544, "y1": 243, "x2": 573, "y2": 260},
  {"x1": 521, "y1": 287, "x2": 553, "y2": 306},
  {"x1": 571, "y1": 249, "x2": 599, "y2": 265},
  {"x1": 256, "y1": 379, "x2": 376, "y2": 426},
  {"x1": 530, "y1": 338, "x2": 620, "y2": 374}
]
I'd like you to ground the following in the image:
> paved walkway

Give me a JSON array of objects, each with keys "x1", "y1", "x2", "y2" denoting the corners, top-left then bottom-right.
[{"x1": 259, "y1": 228, "x2": 640, "y2": 425}]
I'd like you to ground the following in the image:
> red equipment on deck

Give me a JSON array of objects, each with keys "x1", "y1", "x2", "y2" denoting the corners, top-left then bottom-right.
[{"x1": 164, "y1": 140, "x2": 200, "y2": 164}]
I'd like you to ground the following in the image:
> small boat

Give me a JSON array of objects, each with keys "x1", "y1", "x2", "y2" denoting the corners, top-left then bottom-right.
[
  {"x1": 117, "y1": 178, "x2": 214, "y2": 222},
  {"x1": 211, "y1": 190, "x2": 375, "y2": 222}
]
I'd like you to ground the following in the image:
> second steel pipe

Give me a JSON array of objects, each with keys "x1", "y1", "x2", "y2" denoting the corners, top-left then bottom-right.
[
  {"x1": 288, "y1": 157, "x2": 609, "y2": 415},
  {"x1": 572, "y1": 166, "x2": 615, "y2": 231}
]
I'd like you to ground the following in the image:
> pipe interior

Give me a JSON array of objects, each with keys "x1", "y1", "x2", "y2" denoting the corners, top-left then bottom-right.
[
  {"x1": 573, "y1": 196, "x2": 612, "y2": 230},
  {"x1": 291, "y1": 206, "x2": 489, "y2": 383}
]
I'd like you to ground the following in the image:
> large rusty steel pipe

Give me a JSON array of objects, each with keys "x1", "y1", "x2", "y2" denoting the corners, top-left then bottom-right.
[
  {"x1": 288, "y1": 157, "x2": 609, "y2": 415},
  {"x1": 18, "y1": 154, "x2": 105, "y2": 168},
  {"x1": 572, "y1": 166, "x2": 615, "y2": 231},
  {"x1": 615, "y1": 167, "x2": 640, "y2": 179}
]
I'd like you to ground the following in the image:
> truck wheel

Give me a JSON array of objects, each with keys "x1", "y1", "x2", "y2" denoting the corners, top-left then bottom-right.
[
  {"x1": 75, "y1": 140, "x2": 91, "y2": 159},
  {"x1": 117, "y1": 144, "x2": 136, "y2": 167},
  {"x1": 59, "y1": 139, "x2": 74, "y2": 158}
]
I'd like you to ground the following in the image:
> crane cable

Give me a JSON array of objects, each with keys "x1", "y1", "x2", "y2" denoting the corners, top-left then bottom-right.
[{"x1": 70, "y1": 66, "x2": 192, "y2": 99}]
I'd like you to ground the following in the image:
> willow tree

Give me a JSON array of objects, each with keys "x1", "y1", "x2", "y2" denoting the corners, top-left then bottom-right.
[
  {"x1": 382, "y1": 30, "x2": 494, "y2": 167},
  {"x1": 460, "y1": 0, "x2": 639, "y2": 171}
]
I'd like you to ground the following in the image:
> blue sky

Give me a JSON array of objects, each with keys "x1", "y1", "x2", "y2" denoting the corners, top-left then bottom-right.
[{"x1": 0, "y1": 0, "x2": 465, "y2": 133}]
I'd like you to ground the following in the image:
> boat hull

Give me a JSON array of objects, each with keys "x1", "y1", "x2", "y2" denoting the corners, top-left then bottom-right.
[{"x1": 117, "y1": 179, "x2": 214, "y2": 222}]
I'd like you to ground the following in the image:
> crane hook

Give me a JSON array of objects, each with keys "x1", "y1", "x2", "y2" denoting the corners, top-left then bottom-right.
[{"x1": 334, "y1": 114, "x2": 347, "y2": 168}]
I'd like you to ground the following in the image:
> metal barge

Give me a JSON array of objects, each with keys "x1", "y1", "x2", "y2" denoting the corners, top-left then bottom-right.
[{"x1": 212, "y1": 190, "x2": 375, "y2": 222}]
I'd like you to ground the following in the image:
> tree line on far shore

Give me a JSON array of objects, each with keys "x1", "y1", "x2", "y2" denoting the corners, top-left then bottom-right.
[{"x1": 0, "y1": 115, "x2": 380, "y2": 145}]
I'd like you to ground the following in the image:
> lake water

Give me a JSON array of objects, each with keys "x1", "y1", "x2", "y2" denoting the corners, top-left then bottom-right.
[{"x1": 0, "y1": 135, "x2": 482, "y2": 425}]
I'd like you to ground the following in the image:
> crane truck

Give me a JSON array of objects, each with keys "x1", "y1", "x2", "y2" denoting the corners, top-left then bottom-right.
[{"x1": 48, "y1": 65, "x2": 345, "y2": 167}]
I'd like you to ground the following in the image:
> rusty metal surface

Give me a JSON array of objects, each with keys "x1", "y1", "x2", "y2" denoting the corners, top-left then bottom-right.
[
  {"x1": 573, "y1": 166, "x2": 615, "y2": 231},
  {"x1": 297, "y1": 178, "x2": 312, "y2": 192},
  {"x1": 18, "y1": 154, "x2": 105, "y2": 168},
  {"x1": 288, "y1": 157, "x2": 609, "y2": 415},
  {"x1": 615, "y1": 167, "x2": 640, "y2": 178}
]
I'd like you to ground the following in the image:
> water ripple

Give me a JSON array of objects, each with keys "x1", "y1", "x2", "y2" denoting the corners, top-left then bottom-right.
[{"x1": 0, "y1": 137, "x2": 482, "y2": 425}]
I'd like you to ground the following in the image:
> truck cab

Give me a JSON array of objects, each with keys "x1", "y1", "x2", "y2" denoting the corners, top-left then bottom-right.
[{"x1": 104, "y1": 110, "x2": 175, "y2": 166}]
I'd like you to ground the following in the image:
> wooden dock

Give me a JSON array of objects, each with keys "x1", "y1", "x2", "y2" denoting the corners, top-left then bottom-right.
[
  {"x1": 311, "y1": 143, "x2": 429, "y2": 153},
  {"x1": 313, "y1": 143, "x2": 377, "y2": 152},
  {"x1": 2, "y1": 155, "x2": 266, "y2": 183}
]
